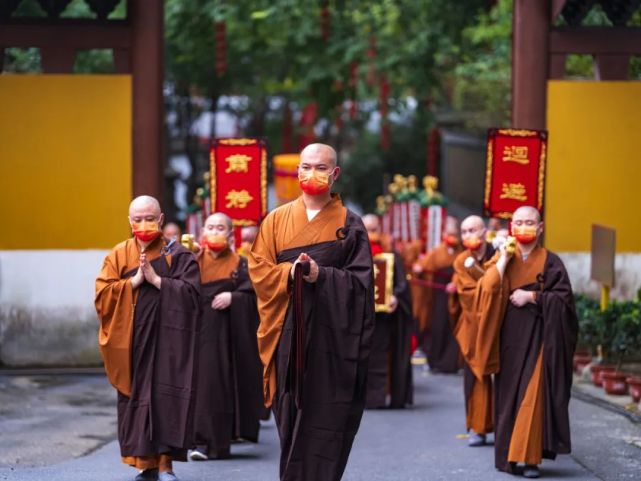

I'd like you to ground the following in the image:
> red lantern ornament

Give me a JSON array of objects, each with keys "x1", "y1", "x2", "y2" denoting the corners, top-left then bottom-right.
[
  {"x1": 366, "y1": 35, "x2": 377, "y2": 86},
  {"x1": 380, "y1": 75, "x2": 390, "y2": 150},
  {"x1": 320, "y1": 0, "x2": 330, "y2": 42},
  {"x1": 298, "y1": 103, "x2": 318, "y2": 150},
  {"x1": 215, "y1": 21, "x2": 226, "y2": 77}
]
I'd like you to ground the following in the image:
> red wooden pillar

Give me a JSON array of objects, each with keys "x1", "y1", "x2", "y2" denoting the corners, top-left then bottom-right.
[
  {"x1": 511, "y1": 0, "x2": 551, "y2": 130},
  {"x1": 130, "y1": 0, "x2": 164, "y2": 199}
]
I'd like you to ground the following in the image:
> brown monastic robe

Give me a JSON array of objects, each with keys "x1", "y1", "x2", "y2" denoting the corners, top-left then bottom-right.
[
  {"x1": 473, "y1": 246, "x2": 577, "y2": 473},
  {"x1": 449, "y1": 245, "x2": 495, "y2": 435},
  {"x1": 248, "y1": 195, "x2": 374, "y2": 481},
  {"x1": 95, "y1": 237, "x2": 201, "y2": 469},
  {"x1": 193, "y1": 248, "x2": 263, "y2": 457},
  {"x1": 419, "y1": 242, "x2": 462, "y2": 372},
  {"x1": 366, "y1": 249, "x2": 413, "y2": 409}
]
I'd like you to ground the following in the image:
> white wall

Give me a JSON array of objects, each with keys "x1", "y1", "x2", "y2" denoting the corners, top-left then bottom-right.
[
  {"x1": 0, "y1": 250, "x2": 108, "y2": 366},
  {"x1": 0, "y1": 249, "x2": 638, "y2": 367},
  {"x1": 559, "y1": 252, "x2": 641, "y2": 300}
]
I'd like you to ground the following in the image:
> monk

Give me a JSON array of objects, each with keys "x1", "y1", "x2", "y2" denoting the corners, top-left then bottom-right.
[
  {"x1": 472, "y1": 206, "x2": 577, "y2": 478},
  {"x1": 449, "y1": 215, "x2": 494, "y2": 447},
  {"x1": 95, "y1": 195, "x2": 201, "y2": 481},
  {"x1": 190, "y1": 213, "x2": 263, "y2": 461},
  {"x1": 248, "y1": 143, "x2": 374, "y2": 481},
  {"x1": 363, "y1": 214, "x2": 413, "y2": 409},
  {"x1": 414, "y1": 216, "x2": 463, "y2": 372},
  {"x1": 163, "y1": 222, "x2": 182, "y2": 243}
]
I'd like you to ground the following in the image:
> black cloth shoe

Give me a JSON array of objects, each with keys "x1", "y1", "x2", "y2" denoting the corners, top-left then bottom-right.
[
  {"x1": 523, "y1": 465, "x2": 540, "y2": 478},
  {"x1": 134, "y1": 468, "x2": 158, "y2": 481}
]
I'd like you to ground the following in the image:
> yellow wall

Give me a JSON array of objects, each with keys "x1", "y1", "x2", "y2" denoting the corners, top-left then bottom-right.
[
  {"x1": 0, "y1": 75, "x2": 131, "y2": 249},
  {"x1": 546, "y1": 81, "x2": 641, "y2": 252}
]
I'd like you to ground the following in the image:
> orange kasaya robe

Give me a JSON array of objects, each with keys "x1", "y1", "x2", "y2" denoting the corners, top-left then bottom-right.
[
  {"x1": 248, "y1": 194, "x2": 375, "y2": 481},
  {"x1": 248, "y1": 195, "x2": 347, "y2": 407},
  {"x1": 95, "y1": 238, "x2": 172, "y2": 471},
  {"x1": 449, "y1": 246, "x2": 494, "y2": 435},
  {"x1": 96, "y1": 238, "x2": 168, "y2": 398},
  {"x1": 473, "y1": 245, "x2": 577, "y2": 472},
  {"x1": 95, "y1": 236, "x2": 200, "y2": 471}
]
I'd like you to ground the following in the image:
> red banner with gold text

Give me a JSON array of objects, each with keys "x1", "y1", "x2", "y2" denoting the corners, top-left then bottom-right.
[
  {"x1": 484, "y1": 128, "x2": 547, "y2": 219},
  {"x1": 210, "y1": 138, "x2": 267, "y2": 227}
]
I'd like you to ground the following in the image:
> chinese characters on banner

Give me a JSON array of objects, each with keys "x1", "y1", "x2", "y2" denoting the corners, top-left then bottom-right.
[
  {"x1": 484, "y1": 128, "x2": 547, "y2": 219},
  {"x1": 210, "y1": 138, "x2": 267, "y2": 240}
]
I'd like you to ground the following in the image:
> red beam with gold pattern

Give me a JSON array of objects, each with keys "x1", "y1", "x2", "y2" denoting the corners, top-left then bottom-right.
[{"x1": 484, "y1": 128, "x2": 547, "y2": 219}]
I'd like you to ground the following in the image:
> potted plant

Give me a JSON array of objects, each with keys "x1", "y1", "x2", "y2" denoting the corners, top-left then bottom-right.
[
  {"x1": 574, "y1": 294, "x2": 599, "y2": 373},
  {"x1": 602, "y1": 300, "x2": 641, "y2": 395},
  {"x1": 627, "y1": 376, "x2": 641, "y2": 403},
  {"x1": 589, "y1": 304, "x2": 618, "y2": 386}
]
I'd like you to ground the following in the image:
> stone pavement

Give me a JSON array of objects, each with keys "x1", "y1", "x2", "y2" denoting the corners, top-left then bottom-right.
[{"x1": 1, "y1": 368, "x2": 640, "y2": 480}]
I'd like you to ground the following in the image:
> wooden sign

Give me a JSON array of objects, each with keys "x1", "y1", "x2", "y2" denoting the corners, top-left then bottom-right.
[
  {"x1": 591, "y1": 224, "x2": 616, "y2": 288},
  {"x1": 373, "y1": 253, "x2": 395, "y2": 313}
]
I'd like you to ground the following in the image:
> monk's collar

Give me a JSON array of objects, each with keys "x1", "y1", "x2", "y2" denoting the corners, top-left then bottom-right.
[
  {"x1": 208, "y1": 247, "x2": 231, "y2": 260},
  {"x1": 472, "y1": 244, "x2": 488, "y2": 261},
  {"x1": 134, "y1": 235, "x2": 164, "y2": 253},
  {"x1": 300, "y1": 192, "x2": 342, "y2": 211},
  {"x1": 517, "y1": 244, "x2": 539, "y2": 262}
]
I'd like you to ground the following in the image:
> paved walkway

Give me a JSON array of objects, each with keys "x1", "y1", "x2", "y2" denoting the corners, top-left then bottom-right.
[{"x1": 4, "y1": 367, "x2": 633, "y2": 480}]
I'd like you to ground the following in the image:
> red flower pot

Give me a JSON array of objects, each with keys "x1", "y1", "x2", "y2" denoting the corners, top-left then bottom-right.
[
  {"x1": 627, "y1": 376, "x2": 641, "y2": 403},
  {"x1": 602, "y1": 371, "x2": 628, "y2": 395},
  {"x1": 590, "y1": 364, "x2": 616, "y2": 387},
  {"x1": 573, "y1": 354, "x2": 592, "y2": 374}
]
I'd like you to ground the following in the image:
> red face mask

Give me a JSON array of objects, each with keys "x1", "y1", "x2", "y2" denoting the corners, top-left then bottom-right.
[
  {"x1": 443, "y1": 234, "x2": 459, "y2": 248},
  {"x1": 512, "y1": 224, "x2": 538, "y2": 245},
  {"x1": 462, "y1": 235, "x2": 482, "y2": 251},
  {"x1": 298, "y1": 169, "x2": 332, "y2": 196},
  {"x1": 202, "y1": 234, "x2": 228, "y2": 252},
  {"x1": 131, "y1": 220, "x2": 161, "y2": 243}
]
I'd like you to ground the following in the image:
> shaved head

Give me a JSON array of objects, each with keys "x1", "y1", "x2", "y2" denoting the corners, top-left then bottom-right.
[
  {"x1": 362, "y1": 214, "x2": 380, "y2": 233},
  {"x1": 461, "y1": 215, "x2": 485, "y2": 232},
  {"x1": 300, "y1": 143, "x2": 338, "y2": 167},
  {"x1": 129, "y1": 195, "x2": 161, "y2": 216},
  {"x1": 513, "y1": 206, "x2": 541, "y2": 223},
  {"x1": 204, "y1": 212, "x2": 233, "y2": 231},
  {"x1": 128, "y1": 195, "x2": 163, "y2": 231},
  {"x1": 163, "y1": 222, "x2": 181, "y2": 241}
]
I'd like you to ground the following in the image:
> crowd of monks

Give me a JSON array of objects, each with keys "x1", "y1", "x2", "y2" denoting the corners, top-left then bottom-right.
[{"x1": 95, "y1": 143, "x2": 577, "y2": 481}]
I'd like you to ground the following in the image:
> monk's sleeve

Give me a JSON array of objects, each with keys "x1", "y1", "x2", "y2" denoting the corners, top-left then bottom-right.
[
  {"x1": 451, "y1": 258, "x2": 484, "y2": 365},
  {"x1": 315, "y1": 221, "x2": 374, "y2": 363},
  {"x1": 540, "y1": 254, "x2": 578, "y2": 453},
  {"x1": 95, "y1": 251, "x2": 134, "y2": 396},
  {"x1": 160, "y1": 251, "x2": 201, "y2": 312},
  {"x1": 231, "y1": 258, "x2": 258, "y2": 318},
  {"x1": 248, "y1": 214, "x2": 294, "y2": 403},
  {"x1": 470, "y1": 255, "x2": 507, "y2": 379},
  {"x1": 448, "y1": 272, "x2": 462, "y2": 327}
]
